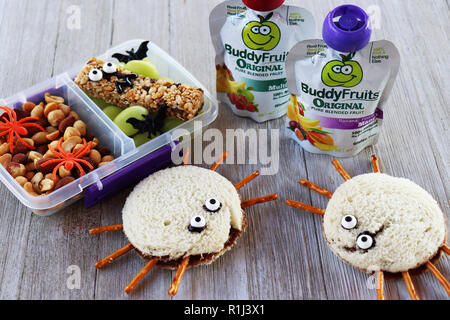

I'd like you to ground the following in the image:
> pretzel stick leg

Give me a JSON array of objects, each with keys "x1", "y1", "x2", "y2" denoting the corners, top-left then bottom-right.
[
  {"x1": 371, "y1": 155, "x2": 381, "y2": 173},
  {"x1": 426, "y1": 261, "x2": 450, "y2": 296},
  {"x1": 241, "y1": 193, "x2": 278, "y2": 208},
  {"x1": 442, "y1": 244, "x2": 450, "y2": 255},
  {"x1": 376, "y1": 270, "x2": 385, "y2": 300},
  {"x1": 331, "y1": 159, "x2": 351, "y2": 181},
  {"x1": 182, "y1": 148, "x2": 190, "y2": 166},
  {"x1": 168, "y1": 256, "x2": 190, "y2": 296},
  {"x1": 89, "y1": 224, "x2": 123, "y2": 235},
  {"x1": 95, "y1": 243, "x2": 134, "y2": 269},
  {"x1": 124, "y1": 257, "x2": 159, "y2": 294},
  {"x1": 299, "y1": 179, "x2": 333, "y2": 198},
  {"x1": 235, "y1": 170, "x2": 260, "y2": 190},
  {"x1": 286, "y1": 199, "x2": 325, "y2": 215},
  {"x1": 402, "y1": 271, "x2": 420, "y2": 300},
  {"x1": 210, "y1": 151, "x2": 229, "y2": 171}
]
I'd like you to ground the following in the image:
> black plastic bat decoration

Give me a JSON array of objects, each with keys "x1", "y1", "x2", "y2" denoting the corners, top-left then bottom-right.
[
  {"x1": 126, "y1": 106, "x2": 168, "y2": 138},
  {"x1": 112, "y1": 41, "x2": 150, "y2": 63}
]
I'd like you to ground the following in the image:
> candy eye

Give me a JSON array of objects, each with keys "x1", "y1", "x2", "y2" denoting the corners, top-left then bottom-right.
[
  {"x1": 341, "y1": 215, "x2": 357, "y2": 229},
  {"x1": 251, "y1": 26, "x2": 260, "y2": 34},
  {"x1": 356, "y1": 233, "x2": 374, "y2": 250},
  {"x1": 331, "y1": 65, "x2": 342, "y2": 73},
  {"x1": 341, "y1": 65, "x2": 353, "y2": 75},
  {"x1": 203, "y1": 198, "x2": 222, "y2": 213},
  {"x1": 188, "y1": 215, "x2": 206, "y2": 233},
  {"x1": 259, "y1": 26, "x2": 271, "y2": 35},
  {"x1": 102, "y1": 62, "x2": 117, "y2": 74},
  {"x1": 88, "y1": 69, "x2": 103, "y2": 81}
]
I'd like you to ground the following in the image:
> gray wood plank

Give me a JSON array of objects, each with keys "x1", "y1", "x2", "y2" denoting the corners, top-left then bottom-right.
[
  {"x1": 16, "y1": 0, "x2": 115, "y2": 300},
  {"x1": 0, "y1": 0, "x2": 63, "y2": 299},
  {"x1": 94, "y1": 0, "x2": 172, "y2": 300}
]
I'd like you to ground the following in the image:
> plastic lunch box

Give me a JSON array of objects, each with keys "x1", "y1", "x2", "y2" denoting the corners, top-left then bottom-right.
[{"x1": 0, "y1": 39, "x2": 218, "y2": 216}]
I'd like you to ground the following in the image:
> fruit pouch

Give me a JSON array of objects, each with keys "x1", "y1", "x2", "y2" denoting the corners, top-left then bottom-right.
[
  {"x1": 209, "y1": 0, "x2": 315, "y2": 122},
  {"x1": 286, "y1": 5, "x2": 400, "y2": 157}
]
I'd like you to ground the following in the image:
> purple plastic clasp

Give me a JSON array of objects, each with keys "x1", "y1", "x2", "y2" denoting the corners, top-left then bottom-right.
[
  {"x1": 322, "y1": 4, "x2": 372, "y2": 53},
  {"x1": 84, "y1": 144, "x2": 174, "y2": 208}
]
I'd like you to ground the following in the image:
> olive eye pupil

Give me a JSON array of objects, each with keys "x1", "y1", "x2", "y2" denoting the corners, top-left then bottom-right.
[
  {"x1": 204, "y1": 198, "x2": 222, "y2": 213},
  {"x1": 341, "y1": 215, "x2": 357, "y2": 230},
  {"x1": 361, "y1": 236, "x2": 367, "y2": 242},
  {"x1": 195, "y1": 217, "x2": 201, "y2": 223},
  {"x1": 93, "y1": 71, "x2": 97, "y2": 74}
]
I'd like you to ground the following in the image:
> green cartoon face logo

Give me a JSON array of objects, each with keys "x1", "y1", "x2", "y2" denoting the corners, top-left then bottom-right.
[
  {"x1": 321, "y1": 54, "x2": 363, "y2": 87},
  {"x1": 242, "y1": 13, "x2": 280, "y2": 51}
]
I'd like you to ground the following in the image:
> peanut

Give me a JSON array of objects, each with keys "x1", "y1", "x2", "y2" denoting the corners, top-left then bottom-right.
[
  {"x1": 46, "y1": 130, "x2": 60, "y2": 141},
  {"x1": 22, "y1": 102, "x2": 36, "y2": 112},
  {"x1": 69, "y1": 111, "x2": 80, "y2": 121},
  {"x1": 89, "y1": 149, "x2": 101, "y2": 165},
  {"x1": 63, "y1": 127, "x2": 81, "y2": 140},
  {"x1": 7, "y1": 162, "x2": 26, "y2": 178},
  {"x1": 101, "y1": 155, "x2": 114, "y2": 163},
  {"x1": 44, "y1": 93, "x2": 64, "y2": 104},
  {"x1": 73, "y1": 120, "x2": 87, "y2": 136},
  {"x1": 47, "y1": 109, "x2": 65, "y2": 126},
  {"x1": 22, "y1": 138, "x2": 34, "y2": 148},
  {"x1": 28, "y1": 151, "x2": 43, "y2": 162},
  {"x1": 91, "y1": 137, "x2": 99, "y2": 149},
  {"x1": 39, "y1": 179, "x2": 54, "y2": 193},
  {"x1": 30, "y1": 103, "x2": 44, "y2": 118},
  {"x1": 45, "y1": 173, "x2": 59, "y2": 185},
  {"x1": 0, "y1": 142, "x2": 10, "y2": 156},
  {"x1": 44, "y1": 102, "x2": 61, "y2": 117},
  {"x1": 58, "y1": 165, "x2": 71, "y2": 178},
  {"x1": 15, "y1": 176, "x2": 28, "y2": 187},
  {"x1": 31, "y1": 131, "x2": 48, "y2": 145},
  {"x1": 24, "y1": 182, "x2": 39, "y2": 196},
  {"x1": 31, "y1": 172, "x2": 44, "y2": 193},
  {"x1": 62, "y1": 136, "x2": 82, "y2": 153},
  {"x1": 0, "y1": 153, "x2": 12, "y2": 168},
  {"x1": 60, "y1": 104, "x2": 71, "y2": 116}
]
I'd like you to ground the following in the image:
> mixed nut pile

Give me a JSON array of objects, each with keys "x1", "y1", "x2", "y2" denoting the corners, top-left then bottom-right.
[{"x1": 0, "y1": 93, "x2": 115, "y2": 196}]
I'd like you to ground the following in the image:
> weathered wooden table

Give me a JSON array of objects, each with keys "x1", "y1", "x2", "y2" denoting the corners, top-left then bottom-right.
[{"x1": 0, "y1": 0, "x2": 448, "y2": 300}]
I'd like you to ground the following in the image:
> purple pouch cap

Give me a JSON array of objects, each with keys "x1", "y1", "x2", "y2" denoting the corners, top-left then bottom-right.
[{"x1": 322, "y1": 4, "x2": 372, "y2": 53}]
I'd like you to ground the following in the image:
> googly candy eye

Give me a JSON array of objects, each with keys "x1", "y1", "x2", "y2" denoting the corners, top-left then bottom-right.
[
  {"x1": 188, "y1": 215, "x2": 206, "y2": 233},
  {"x1": 341, "y1": 65, "x2": 353, "y2": 75},
  {"x1": 88, "y1": 69, "x2": 103, "y2": 81},
  {"x1": 259, "y1": 26, "x2": 271, "y2": 35},
  {"x1": 251, "y1": 26, "x2": 260, "y2": 34},
  {"x1": 341, "y1": 215, "x2": 357, "y2": 229},
  {"x1": 204, "y1": 198, "x2": 222, "y2": 213},
  {"x1": 102, "y1": 62, "x2": 117, "y2": 74},
  {"x1": 356, "y1": 233, "x2": 374, "y2": 250},
  {"x1": 332, "y1": 65, "x2": 342, "y2": 73}
]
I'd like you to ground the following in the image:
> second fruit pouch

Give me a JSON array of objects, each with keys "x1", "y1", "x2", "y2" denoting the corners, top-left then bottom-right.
[
  {"x1": 286, "y1": 5, "x2": 400, "y2": 157},
  {"x1": 210, "y1": 0, "x2": 315, "y2": 122}
]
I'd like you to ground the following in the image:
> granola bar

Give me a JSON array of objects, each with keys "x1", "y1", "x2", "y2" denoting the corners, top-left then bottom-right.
[{"x1": 74, "y1": 57, "x2": 204, "y2": 121}]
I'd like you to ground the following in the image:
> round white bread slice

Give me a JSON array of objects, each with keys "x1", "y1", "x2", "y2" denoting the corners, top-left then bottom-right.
[
  {"x1": 323, "y1": 173, "x2": 446, "y2": 273},
  {"x1": 122, "y1": 165, "x2": 243, "y2": 263}
]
